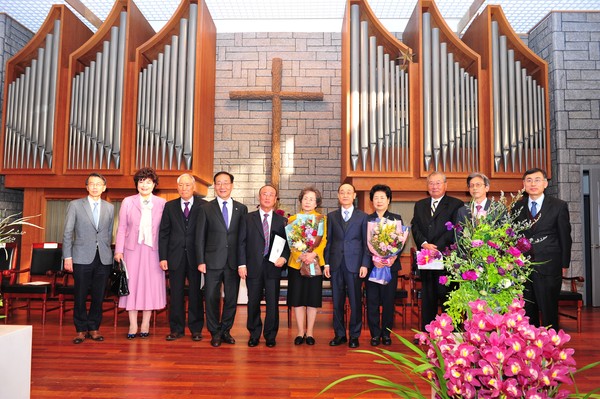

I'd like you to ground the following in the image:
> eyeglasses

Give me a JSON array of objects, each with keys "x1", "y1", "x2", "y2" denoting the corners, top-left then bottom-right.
[
  {"x1": 87, "y1": 183, "x2": 105, "y2": 187},
  {"x1": 428, "y1": 181, "x2": 444, "y2": 187},
  {"x1": 524, "y1": 178, "x2": 545, "y2": 184},
  {"x1": 469, "y1": 183, "x2": 486, "y2": 189},
  {"x1": 215, "y1": 182, "x2": 232, "y2": 187}
]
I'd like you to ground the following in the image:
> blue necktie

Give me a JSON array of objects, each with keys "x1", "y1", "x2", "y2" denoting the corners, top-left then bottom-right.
[
  {"x1": 263, "y1": 214, "x2": 270, "y2": 256},
  {"x1": 531, "y1": 201, "x2": 538, "y2": 218},
  {"x1": 222, "y1": 201, "x2": 229, "y2": 229},
  {"x1": 343, "y1": 210, "x2": 350, "y2": 222},
  {"x1": 92, "y1": 202, "x2": 99, "y2": 229}
]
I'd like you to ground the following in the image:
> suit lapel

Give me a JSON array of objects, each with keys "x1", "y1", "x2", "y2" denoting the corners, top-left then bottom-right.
[
  {"x1": 252, "y1": 211, "x2": 265, "y2": 240},
  {"x1": 211, "y1": 199, "x2": 227, "y2": 229},
  {"x1": 82, "y1": 198, "x2": 95, "y2": 228}
]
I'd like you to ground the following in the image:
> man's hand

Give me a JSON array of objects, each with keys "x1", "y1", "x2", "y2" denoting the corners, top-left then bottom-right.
[
  {"x1": 324, "y1": 265, "x2": 331, "y2": 278},
  {"x1": 198, "y1": 263, "x2": 206, "y2": 273},
  {"x1": 238, "y1": 266, "x2": 247, "y2": 279},
  {"x1": 159, "y1": 260, "x2": 168, "y2": 271},
  {"x1": 274, "y1": 257, "x2": 286, "y2": 267},
  {"x1": 422, "y1": 243, "x2": 438, "y2": 251},
  {"x1": 359, "y1": 266, "x2": 368, "y2": 278},
  {"x1": 64, "y1": 258, "x2": 73, "y2": 272}
]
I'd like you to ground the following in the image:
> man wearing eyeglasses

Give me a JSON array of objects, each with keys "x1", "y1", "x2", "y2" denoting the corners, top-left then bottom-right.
[
  {"x1": 196, "y1": 171, "x2": 248, "y2": 347},
  {"x1": 457, "y1": 172, "x2": 491, "y2": 223},
  {"x1": 411, "y1": 171, "x2": 462, "y2": 332},
  {"x1": 62, "y1": 173, "x2": 114, "y2": 344},
  {"x1": 513, "y1": 168, "x2": 572, "y2": 329}
]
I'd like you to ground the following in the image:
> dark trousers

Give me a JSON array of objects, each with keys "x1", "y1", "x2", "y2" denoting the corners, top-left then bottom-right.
[
  {"x1": 366, "y1": 271, "x2": 398, "y2": 339},
  {"x1": 331, "y1": 260, "x2": 363, "y2": 338},
  {"x1": 524, "y1": 272, "x2": 562, "y2": 329},
  {"x1": 246, "y1": 262, "x2": 280, "y2": 341},
  {"x1": 420, "y1": 269, "x2": 449, "y2": 331},
  {"x1": 168, "y1": 256, "x2": 204, "y2": 334},
  {"x1": 204, "y1": 267, "x2": 240, "y2": 337},
  {"x1": 73, "y1": 251, "x2": 110, "y2": 332}
]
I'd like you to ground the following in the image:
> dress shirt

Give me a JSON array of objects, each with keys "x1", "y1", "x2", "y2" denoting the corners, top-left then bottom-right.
[
  {"x1": 181, "y1": 197, "x2": 194, "y2": 213},
  {"x1": 528, "y1": 194, "x2": 545, "y2": 214}
]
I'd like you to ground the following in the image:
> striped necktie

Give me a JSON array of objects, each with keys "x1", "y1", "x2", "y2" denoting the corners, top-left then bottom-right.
[
  {"x1": 263, "y1": 213, "x2": 270, "y2": 256},
  {"x1": 431, "y1": 200, "x2": 438, "y2": 217}
]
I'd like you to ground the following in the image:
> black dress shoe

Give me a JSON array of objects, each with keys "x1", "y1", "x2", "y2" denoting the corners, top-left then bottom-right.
[
  {"x1": 370, "y1": 337, "x2": 381, "y2": 346},
  {"x1": 73, "y1": 332, "x2": 87, "y2": 344},
  {"x1": 87, "y1": 330, "x2": 104, "y2": 341},
  {"x1": 222, "y1": 332, "x2": 236, "y2": 344},
  {"x1": 349, "y1": 337, "x2": 359, "y2": 348},
  {"x1": 294, "y1": 335, "x2": 305, "y2": 345},
  {"x1": 329, "y1": 336, "x2": 348, "y2": 346},
  {"x1": 382, "y1": 336, "x2": 392, "y2": 346},
  {"x1": 305, "y1": 336, "x2": 315, "y2": 345},
  {"x1": 266, "y1": 339, "x2": 276, "y2": 348},
  {"x1": 248, "y1": 338, "x2": 259, "y2": 347},
  {"x1": 210, "y1": 336, "x2": 222, "y2": 347},
  {"x1": 191, "y1": 332, "x2": 203, "y2": 342},
  {"x1": 166, "y1": 332, "x2": 184, "y2": 341}
]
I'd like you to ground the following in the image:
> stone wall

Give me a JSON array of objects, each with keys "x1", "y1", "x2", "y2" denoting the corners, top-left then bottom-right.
[
  {"x1": 213, "y1": 32, "x2": 342, "y2": 215},
  {"x1": 0, "y1": 13, "x2": 33, "y2": 213},
  {"x1": 528, "y1": 11, "x2": 600, "y2": 280}
]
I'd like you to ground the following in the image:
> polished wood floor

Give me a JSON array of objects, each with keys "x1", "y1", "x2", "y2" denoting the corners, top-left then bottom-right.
[{"x1": 5, "y1": 302, "x2": 600, "y2": 398}]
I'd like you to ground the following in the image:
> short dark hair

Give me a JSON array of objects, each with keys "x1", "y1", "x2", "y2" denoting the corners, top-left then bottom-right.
[
  {"x1": 466, "y1": 172, "x2": 490, "y2": 188},
  {"x1": 298, "y1": 186, "x2": 322, "y2": 208},
  {"x1": 213, "y1": 171, "x2": 234, "y2": 184},
  {"x1": 133, "y1": 167, "x2": 159, "y2": 188},
  {"x1": 369, "y1": 184, "x2": 392, "y2": 201},
  {"x1": 86, "y1": 172, "x2": 106, "y2": 186},
  {"x1": 523, "y1": 168, "x2": 547, "y2": 180}
]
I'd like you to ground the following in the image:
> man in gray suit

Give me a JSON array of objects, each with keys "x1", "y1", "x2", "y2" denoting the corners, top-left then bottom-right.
[{"x1": 63, "y1": 173, "x2": 115, "y2": 344}]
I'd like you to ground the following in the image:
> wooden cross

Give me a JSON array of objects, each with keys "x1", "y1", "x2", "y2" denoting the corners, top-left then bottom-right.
[{"x1": 229, "y1": 58, "x2": 324, "y2": 192}]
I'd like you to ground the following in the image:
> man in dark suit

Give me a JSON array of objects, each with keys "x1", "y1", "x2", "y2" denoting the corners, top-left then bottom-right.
[
  {"x1": 159, "y1": 173, "x2": 207, "y2": 342},
  {"x1": 196, "y1": 171, "x2": 248, "y2": 347},
  {"x1": 411, "y1": 171, "x2": 463, "y2": 331},
  {"x1": 237, "y1": 185, "x2": 290, "y2": 348},
  {"x1": 457, "y1": 172, "x2": 492, "y2": 223},
  {"x1": 513, "y1": 168, "x2": 572, "y2": 329},
  {"x1": 63, "y1": 173, "x2": 114, "y2": 344},
  {"x1": 324, "y1": 183, "x2": 370, "y2": 348}
]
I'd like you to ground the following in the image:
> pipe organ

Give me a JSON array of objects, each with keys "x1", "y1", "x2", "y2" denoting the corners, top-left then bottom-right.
[
  {"x1": 342, "y1": 0, "x2": 551, "y2": 202},
  {"x1": 345, "y1": 1, "x2": 412, "y2": 174},
  {"x1": 462, "y1": 5, "x2": 550, "y2": 177},
  {"x1": 0, "y1": 0, "x2": 216, "y2": 270}
]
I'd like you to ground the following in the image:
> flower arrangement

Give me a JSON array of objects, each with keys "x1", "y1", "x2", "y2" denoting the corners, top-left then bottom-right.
[
  {"x1": 320, "y1": 298, "x2": 600, "y2": 399},
  {"x1": 285, "y1": 213, "x2": 323, "y2": 253},
  {"x1": 440, "y1": 191, "x2": 534, "y2": 325},
  {"x1": 417, "y1": 247, "x2": 444, "y2": 270},
  {"x1": 366, "y1": 218, "x2": 409, "y2": 284}
]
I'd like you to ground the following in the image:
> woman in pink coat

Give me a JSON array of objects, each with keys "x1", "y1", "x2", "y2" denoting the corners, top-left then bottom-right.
[{"x1": 114, "y1": 167, "x2": 167, "y2": 339}]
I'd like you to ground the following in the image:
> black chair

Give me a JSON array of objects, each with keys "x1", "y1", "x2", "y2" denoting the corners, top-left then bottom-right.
[
  {"x1": 0, "y1": 243, "x2": 18, "y2": 312},
  {"x1": 558, "y1": 276, "x2": 584, "y2": 333},
  {"x1": 2, "y1": 243, "x2": 63, "y2": 324}
]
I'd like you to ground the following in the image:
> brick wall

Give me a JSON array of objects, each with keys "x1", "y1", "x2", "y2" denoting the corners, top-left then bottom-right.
[
  {"x1": 0, "y1": 13, "x2": 32, "y2": 213},
  {"x1": 528, "y1": 12, "x2": 600, "y2": 281},
  {"x1": 213, "y1": 32, "x2": 342, "y2": 215}
]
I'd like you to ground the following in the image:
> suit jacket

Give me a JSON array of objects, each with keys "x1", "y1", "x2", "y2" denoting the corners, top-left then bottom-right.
[
  {"x1": 324, "y1": 208, "x2": 370, "y2": 273},
  {"x1": 367, "y1": 211, "x2": 403, "y2": 273},
  {"x1": 159, "y1": 195, "x2": 207, "y2": 270},
  {"x1": 115, "y1": 194, "x2": 166, "y2": 254},
  {"x1": 195, "y1": 198, "x2": 248, "y2": 270},
  {"x1": 513, "y1": 195, "x2": 572, "y2": 275},
  {"x1": 237, "y1": 210, "x2": 290, "y2": 279},
  {"x1": 411, "y1": 195, "x2": 463, "y2": 250},
  {"x1": 456, "y1": 199, "x2": 492, "y2": 224},
  {"x1": 63, "y1": 197, "x2": 114, "y2": 265}
]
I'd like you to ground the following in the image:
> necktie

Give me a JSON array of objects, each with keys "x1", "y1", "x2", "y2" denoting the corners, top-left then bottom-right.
[
  {"x1": 93, "y1": 202, "x2": 99, "y2": 229},
  {"x1": 183, "y1": 201, "x2": 190, "y2": 218},
  {"x1": 222, "y1": 201, "x2": 229, "y2": 229},
  {"x1": 431, "y1": 200, "x2": 438, "y2": 217},
  {"x1": 531, "y1": 201, "x2": 538, "y2": 217},
  {"x1": 475, "y1": 204, "x2": 482, "y2": 215},
  {"x1": 263, "y1": 214, "x2": 270, "y2": 256},
  {"x1": 343, "y1": 210, "x2": 349, "y2": 222}
]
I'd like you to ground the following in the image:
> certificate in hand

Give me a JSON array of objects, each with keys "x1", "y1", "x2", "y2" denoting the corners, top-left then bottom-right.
[{"x1": 269, "y1": 235, "x2": 286, "y2": 263}]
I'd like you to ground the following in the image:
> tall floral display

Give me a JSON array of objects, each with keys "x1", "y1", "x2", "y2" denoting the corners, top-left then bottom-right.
[{"x1": 321, "y1": 192, "x2": 600, "y2": 398}]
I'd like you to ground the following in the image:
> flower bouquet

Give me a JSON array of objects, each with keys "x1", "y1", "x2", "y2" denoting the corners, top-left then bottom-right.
[
  {"x1": 440, "y1": 191, "x2": 535, "y2": 325},
  {"x1": 366, "y1": 218, "x2": 410, "y2": 285},
  {"x1": 416, "y1": 248, "x2": 445, "y2": 270},
  {"x1": 285, "y1": 213, "x2": 324, "y2": 277}
]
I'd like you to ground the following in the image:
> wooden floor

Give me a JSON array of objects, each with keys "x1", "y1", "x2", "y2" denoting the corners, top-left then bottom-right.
[{"x1": 4, "y1": 302, "x2": 600, "y2": 398}]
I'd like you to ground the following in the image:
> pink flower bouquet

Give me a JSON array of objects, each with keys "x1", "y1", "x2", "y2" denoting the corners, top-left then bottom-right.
[{"x1": 366, "y1": 218, "x2": 409, "y2": 285}]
